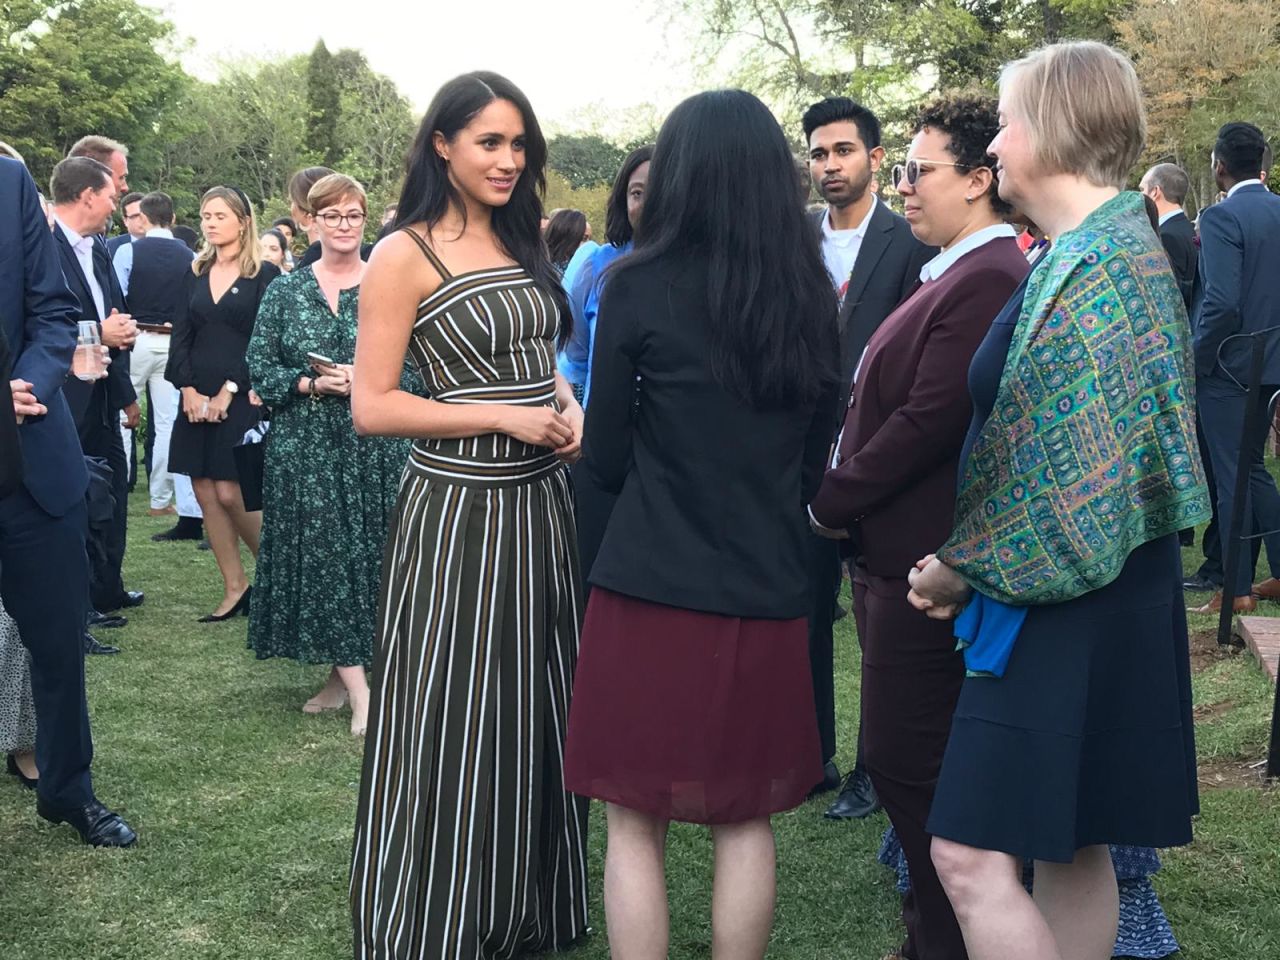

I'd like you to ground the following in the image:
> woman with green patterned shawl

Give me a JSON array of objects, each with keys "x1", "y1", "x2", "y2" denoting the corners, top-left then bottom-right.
[{"x1": 906, "y1": 42, "x2": 1210, "y2": 960}]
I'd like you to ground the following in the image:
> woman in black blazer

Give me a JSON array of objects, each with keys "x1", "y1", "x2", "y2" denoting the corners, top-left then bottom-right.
[{"x1": 563, "y1": 90, "x2": 840, "y2": 959}]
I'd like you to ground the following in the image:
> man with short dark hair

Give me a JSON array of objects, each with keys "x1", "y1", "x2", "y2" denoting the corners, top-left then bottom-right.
[
  {"x1": 801, "y1": 96, "x2": 935, "y2": 821},
  {"x1": 108, "y1": 191, "x2": 145, "y2": 256},
  {"x1": 49, "y1": 157, "x2": 143, "y2": 618},
  {"x1": 112, "y1": 191, "x2": 202, "y2": 535},
  {"x1": 1192, "y1": 122, "x2": 1280, "y2": 614},
  {"x1": 0, "y1": 154, "x2": 137, "y2": 846}
]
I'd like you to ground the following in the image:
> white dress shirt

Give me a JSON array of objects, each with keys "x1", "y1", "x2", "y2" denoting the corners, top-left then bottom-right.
[
  {"x1": 54, "y1": 216, "x2": 106, "y2": 321},
  {"x1": 919, "y1": 223, "x2": 1018, "y2": 283},
  {"x1": 1227, "y1": 179, "x2": 1263, "y2": 198}
]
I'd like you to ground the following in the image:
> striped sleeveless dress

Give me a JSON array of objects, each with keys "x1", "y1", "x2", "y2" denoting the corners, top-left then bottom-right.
[{"x1": 350, "y1": 231, "x2": 589, "y2": 959}]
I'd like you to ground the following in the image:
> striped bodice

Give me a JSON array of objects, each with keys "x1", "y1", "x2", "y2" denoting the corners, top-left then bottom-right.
[{"x1": 407, "y1": 264, "x2": 564, "y2": 487}]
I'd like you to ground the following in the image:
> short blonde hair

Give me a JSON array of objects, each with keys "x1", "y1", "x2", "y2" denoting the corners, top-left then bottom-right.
[
  {"x1": 193, "y1": 186, "x2": 264, "y2": 279},
  {"x1": 1000, "y1": 41, "x2": 1147, "y2": 189},
  {"x1": 307, "y1": 173, "x2": 367, "y2": 215}
]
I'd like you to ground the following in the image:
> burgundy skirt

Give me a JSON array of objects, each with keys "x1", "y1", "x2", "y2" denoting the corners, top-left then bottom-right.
[{"x1": 564, "y1": 587, "x2": 822, "y2": 824}]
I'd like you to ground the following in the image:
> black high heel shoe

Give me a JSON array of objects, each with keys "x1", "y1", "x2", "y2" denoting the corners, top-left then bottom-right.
[
  {"x1": 6, "y1": 753, "x2": 37, "y2": 790},
  {"x1": 198, "y1": 586, "x2": 252, "y2": 623}
]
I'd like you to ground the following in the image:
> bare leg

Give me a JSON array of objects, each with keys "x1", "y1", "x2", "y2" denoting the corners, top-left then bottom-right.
[
  {"x1": 1033, "y1": 846, "x2": 1118, "y2": 960},
  {"x1": 193, "y1": 477, "x2": 249, "y2": 615},
  {"x1": 302, "y1": 666, "x2": 348, "y2": 714},
  {"x1": 603, "y1": 803, "x2": 670, "y2": 960},
  {"x1": 214, "y1": 480, "x2": 261, "y2": 558},
  {"x1": 710, "y1": 817, "x2": 776, "y2": 960},
  {"x1": 11, "y1": 749, "x2": 37, "y2": 781},
  {"x1": 932, "y1": 837, "x2": 1063, "y2": 960},
  {"x1": 336, "y1": 665, "x2": 369, "y2": 736}
]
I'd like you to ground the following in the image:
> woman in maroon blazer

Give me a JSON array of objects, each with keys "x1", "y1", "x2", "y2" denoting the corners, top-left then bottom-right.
[{"x1": 808, "y1": 97, "x2": 1028, "y2": 960}]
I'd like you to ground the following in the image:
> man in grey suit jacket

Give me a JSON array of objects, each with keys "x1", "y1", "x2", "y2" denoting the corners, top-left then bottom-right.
[{"x1": 801, "y1": 97, "x2": 935, "y2": 820}]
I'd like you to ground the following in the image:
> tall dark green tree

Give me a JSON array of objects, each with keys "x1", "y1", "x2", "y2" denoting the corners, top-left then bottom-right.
[
  {"x1": 0, "y1": 0, "x2": 187, "y2": 187},
  {"x1": 305, "y1": 40, "x2": 342, "y2": 167},
  {"x1": 546, "y1": 134, "x2": 627, "y2": 189}
]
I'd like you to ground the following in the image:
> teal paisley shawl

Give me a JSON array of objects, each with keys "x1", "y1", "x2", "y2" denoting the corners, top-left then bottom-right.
[{"x1": 937, "y1": 191, "x2": 1211, "y2": 605}]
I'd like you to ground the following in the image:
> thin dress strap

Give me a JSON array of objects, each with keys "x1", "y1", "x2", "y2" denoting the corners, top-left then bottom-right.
[{"x1": 398, "y1": 227, "x2": 453, "y2": 281}]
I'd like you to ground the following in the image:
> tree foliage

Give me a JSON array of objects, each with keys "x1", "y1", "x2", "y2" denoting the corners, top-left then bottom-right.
[
  {"x1": 306, "y1": 41, "x2": 342, "y2": 167},
  {"x1": 547, "y1": 133, "x2": 628, "y2": 189}
]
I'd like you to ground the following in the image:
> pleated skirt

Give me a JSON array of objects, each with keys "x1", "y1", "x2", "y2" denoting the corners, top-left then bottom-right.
[{"x1": 350, "y1": 460, "x2": 590, "y2": 960}]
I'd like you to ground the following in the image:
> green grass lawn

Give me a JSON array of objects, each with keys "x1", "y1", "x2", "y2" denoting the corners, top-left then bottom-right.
[{"x1": 1, "y1": 488, "x2": 1278, "y2": 959}]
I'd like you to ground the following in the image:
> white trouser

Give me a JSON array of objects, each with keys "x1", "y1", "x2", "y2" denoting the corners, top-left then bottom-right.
[{"x1": 120, "y1": 331, "x2": 200, "y2": 518}]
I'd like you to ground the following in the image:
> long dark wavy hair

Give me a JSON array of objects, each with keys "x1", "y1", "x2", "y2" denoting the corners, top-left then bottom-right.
[
  {"x1": 613, "y1": 90, "x2": 838, "y2": 408},
  {"x1": 604, "y1": 145, "x2": 653, "y2": 248},
  {"x1": 394, "y1": 71, "x2": 570, "y2": 343}
]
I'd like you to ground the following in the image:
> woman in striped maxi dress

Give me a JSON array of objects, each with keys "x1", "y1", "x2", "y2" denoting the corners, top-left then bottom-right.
[{"x1": 349, "y1": 72, "x2": 590, "y2": 960}]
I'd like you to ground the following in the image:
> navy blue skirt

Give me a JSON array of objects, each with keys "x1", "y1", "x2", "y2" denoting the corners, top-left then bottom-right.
[{"x1": 927, "y1": 534, "x2": 1199, "y2": 863}]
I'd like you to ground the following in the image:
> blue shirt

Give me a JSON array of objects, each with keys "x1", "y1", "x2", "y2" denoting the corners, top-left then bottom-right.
[{"x1": 558, "y1": 242, "x2": 630, "y2": 407}]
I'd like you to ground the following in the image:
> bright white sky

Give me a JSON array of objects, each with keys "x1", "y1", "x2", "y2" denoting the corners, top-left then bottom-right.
[{"x1": 160, "y1": 0, "x2": 706, "y2": 133}]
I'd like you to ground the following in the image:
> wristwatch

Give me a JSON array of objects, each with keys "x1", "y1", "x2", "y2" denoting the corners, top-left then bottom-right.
[{"x1": 223, "y1": 380, "x2": 239, "y2": 395}]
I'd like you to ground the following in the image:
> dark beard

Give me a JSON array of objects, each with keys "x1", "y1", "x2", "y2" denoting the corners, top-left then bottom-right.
[{"x1": 823, "y1": 164, "x2": 874, "y2": 209}]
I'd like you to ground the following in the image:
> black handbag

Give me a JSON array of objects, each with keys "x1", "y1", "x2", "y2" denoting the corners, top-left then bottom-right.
[{"x1": 233, "y1": 419, "x2": 269, "y2": 512}]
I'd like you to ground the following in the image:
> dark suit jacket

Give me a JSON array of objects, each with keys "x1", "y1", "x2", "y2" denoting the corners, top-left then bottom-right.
[
  {"x1": 0, "y1": 325, "x2": 21, "y2": 499},
  {"x1": 809, "y1": 236, "x2": 1030, "y2": 577},
  {"x1": 0, "y1": 158, "x2": 88, "y2": 516},
  {"x1": 1193, "y1": 183, "x2": 1280, "y2": 384},
  {"x1": 810, "y1": 201, "x2": 937, "y2": 410},
  {"x1": 51, "y1": 223, "x2": 135, "y2": 432},
  {"x1": 1158, "y1": 211, "x2": 1197, "y2": 313},
  {"x1": 584, "y1": 252, "x2": 840, "y2": 619}
]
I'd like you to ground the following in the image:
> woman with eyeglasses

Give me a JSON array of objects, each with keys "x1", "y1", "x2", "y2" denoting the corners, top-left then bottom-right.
[
  {"x1": 807, "y1": 95, "x2": 1027, "y2": 960},
  {"x1": 246, "y1": 174, "x2": 414, "y2": 736}
]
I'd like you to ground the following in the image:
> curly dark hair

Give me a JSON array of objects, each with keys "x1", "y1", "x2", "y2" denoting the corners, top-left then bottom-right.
[{"x1": 912, "y1": 96, "x2": 1012, "y2": 217}]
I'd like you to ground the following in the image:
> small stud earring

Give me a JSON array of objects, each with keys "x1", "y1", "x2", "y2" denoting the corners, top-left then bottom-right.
[{"x1": 964, "y1": 196, "x2": 974, "y2": 205}]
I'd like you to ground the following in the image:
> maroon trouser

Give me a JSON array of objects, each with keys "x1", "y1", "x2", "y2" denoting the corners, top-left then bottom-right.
[{"x1": 854, "y1": 569, "x2": 968, "y2": 960}]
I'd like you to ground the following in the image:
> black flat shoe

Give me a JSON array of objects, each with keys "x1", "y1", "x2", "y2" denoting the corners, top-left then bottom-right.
[
  {"x1": 119, "y1": 591, "x2": 144, "y2": 609},
  {"x1": 6, "y1": 754, "x2": 37, "y2": 790},
  {"x1": 37, "y1": 797, "x2": 137, "y2": 847},
  {"x1": 84, "y1": 633, "x2": 121, "y2": 656},
  {"x1": 152, "y1": 521, "x2": 203, "y2": 542},
  {"x1": 807, "y1": 760, "x2": 842, "y2": 800},
  {"x1": 1182, "y1": 574, "x2": 1220, "y2": 592},
  {"x1": 198, "y1": 586, "x2": 252, "y2": 623},
  {"x1": 89, "y1": 610, "x2": 127, "y2": 629},
  {"x1": 825, "y1": 766, "x2": 882, "y2": 820}
]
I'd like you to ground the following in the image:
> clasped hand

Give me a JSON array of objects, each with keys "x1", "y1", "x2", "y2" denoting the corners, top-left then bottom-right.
[
  {"x1": 101, "y1": 309, "x2": 137, "y2": 350},
  {"x1": 501, "y1": 404, "x2": 582, "y2": 464},
  {"x1": 906, "y1": 554, "x2": 971, "y2": 621}
]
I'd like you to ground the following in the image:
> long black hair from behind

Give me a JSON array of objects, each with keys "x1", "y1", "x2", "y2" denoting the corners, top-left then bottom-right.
[
  {"x1": 604, "y1": 145, "x2": 653, "y2": 248},
  {"x1": 613, "y1": 90, "x2": 838, "y2": 409},
  {"x1": 394, "y1": 71, "x2": 570, "y2": 344}
]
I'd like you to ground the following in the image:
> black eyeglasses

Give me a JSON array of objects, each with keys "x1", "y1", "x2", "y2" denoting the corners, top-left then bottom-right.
[
  {"x1": 891, "y1": 158, "x2": 979, "y2": 190},
  {"x1": 317, "y1": 211, "x2": 367, "y2": 228}
]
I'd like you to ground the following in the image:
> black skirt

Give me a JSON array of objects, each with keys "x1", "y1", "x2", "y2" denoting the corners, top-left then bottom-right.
[
  {"x1": 927, "y1": 534, "x2": 1199, "y2": 863},
  {"x1": 168, "y1": 393, "x2": 260, "y2": 482}
]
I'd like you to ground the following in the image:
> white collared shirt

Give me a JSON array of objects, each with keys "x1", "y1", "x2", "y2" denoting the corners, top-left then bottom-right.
[
  {"x1": 1228, "y1": 179, "x2": 1263, "y2": 198},
  {"x1": 54, "y1": 216, "x2": 106, "y2": 321},
  {"x1": 822, "y1": 196, "x2": 879, "y2": 301},
  {"x1": 113, "y1": 226, "x2": 177, "y2": 295},
  {"x1": 1158, "y1": 209, "x2": 1184, "y2": 227},
  {"x1": 919, "y1": 223, "x2": 1018, "y2": 283}
]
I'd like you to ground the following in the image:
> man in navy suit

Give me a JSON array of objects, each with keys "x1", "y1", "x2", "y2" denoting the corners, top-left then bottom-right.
[
  {"x1": 0, "y1": 156, "x2": 136, "y2": 846},
  {"x1": 1192, "y1": 122, "x2": 1280, "y2": 614},
  {"x1": 50, "y1": 157, "x2": 144, "y2": 617}
]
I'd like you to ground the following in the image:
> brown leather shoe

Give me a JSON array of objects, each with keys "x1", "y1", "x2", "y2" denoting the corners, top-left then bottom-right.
[
  {"x1": 148, "y1": 505, "x2": 177, "y2": 517},
  {"x1": 1252, "y1": 577, "x2": 1280, "y2": 601},
  {"x1": 1189, "y1": 592, "x2": 1257, "y2": 614}
]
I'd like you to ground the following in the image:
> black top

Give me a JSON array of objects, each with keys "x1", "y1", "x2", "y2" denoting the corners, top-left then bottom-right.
[
  {"x1": 128, "y1": 236, "x2": 195, "y2": 326},
  {"x1": 958, "y1": 273, "x2": 1030, "y2": 476},
  {"x1": 584, "y1": 253, "x2": 840, "y2": 619},
  {"x1": 1158, "y1": 211, "x2": 1197, "y2": 313},
  {"x1": 167, "y1": 263, "x2": 280, "y2": 396}
]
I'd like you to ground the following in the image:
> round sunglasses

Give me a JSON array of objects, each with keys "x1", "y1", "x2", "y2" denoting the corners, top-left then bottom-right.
[{"x1": 891, "y1": 158, "x2": 983, "y2": 190}]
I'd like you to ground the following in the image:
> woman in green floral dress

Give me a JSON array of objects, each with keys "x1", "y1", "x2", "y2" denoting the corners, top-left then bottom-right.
[{"x1": 247, "y1": 174, "x2": 412, "y2": 736}]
